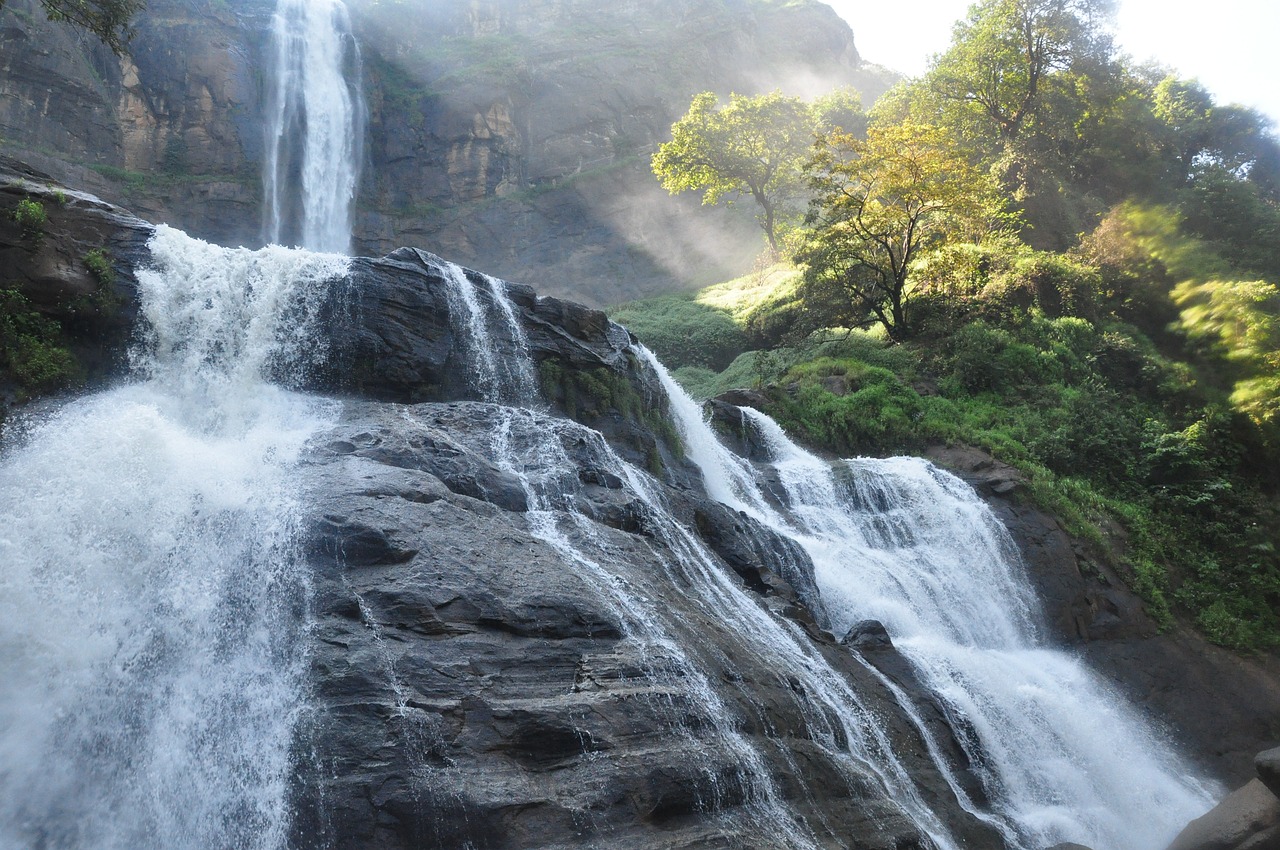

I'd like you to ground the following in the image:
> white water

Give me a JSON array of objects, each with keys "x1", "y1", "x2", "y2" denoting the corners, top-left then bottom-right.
[
  {"x1": 0, "y1": 227, "x2": 347, "y2": 849},
  {"x1": 641, "y1": 348, "x2": 1216, "y2": 850},
  {"x1": 437, "y1": 260, "x2": 539, "y2": 405},
  {"x1": 263, "y1": 0, "x2": 364, "y2": 253}
]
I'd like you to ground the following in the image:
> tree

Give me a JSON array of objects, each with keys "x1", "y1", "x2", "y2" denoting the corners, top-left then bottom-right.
[
  {"x1": 2, "y1": 0, "x2": 142, "y2": 56},
  {"x1": 928, "y1": 0, "x2": 1116, "y2": 145},
  {"x1": 652, "y1": 91, "x2": 817, "y2": 254},
  {"x1": 798, "y1": 122, "x2": 1013, "y2": 340}
]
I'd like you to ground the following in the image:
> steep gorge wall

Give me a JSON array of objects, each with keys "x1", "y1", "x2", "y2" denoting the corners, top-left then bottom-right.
[{"x1": 0, "y1": 0, "x2": 891, "y2": 304}]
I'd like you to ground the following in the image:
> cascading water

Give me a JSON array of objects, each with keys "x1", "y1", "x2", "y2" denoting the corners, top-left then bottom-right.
[
  {"x1": 640, "y1": 348, "x2": 1218, "y2": 850},
  {"x1": 437, "y1": 260, "x2": 538, "y2": 406},
  {"x1": 263, "y1": 0, "x2": 364, "y2": 253},
  {"x1": 409, "y1": 292, "x2": 972, "y2": 848},
  {"x1": 0, "y1": 226, "x2": 348, "y2": 850}
]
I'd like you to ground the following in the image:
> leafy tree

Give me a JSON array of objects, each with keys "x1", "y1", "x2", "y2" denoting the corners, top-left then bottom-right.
[
  {"x1": 798, "y1": 122, "x2": 1013, "y2": 340},
  {"x1": 2, "y1": 0, "x2": 142, "y2": 55},
  {"x1": 652, "y1": 91, "x2": 816, "y2": 254},
  {"x1": 812, "y1": 87, "x2": 868, "y2": 138},
  {"x1": 927, "y1": 0, "x2": 1116, "y2": 145}
]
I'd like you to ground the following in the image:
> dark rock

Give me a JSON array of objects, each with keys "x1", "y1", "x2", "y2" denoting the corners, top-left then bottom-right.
[
  {"x1": 1167, "y1": 779, "x2": 1280, "y2": 850},
  {"x1": 294, "y1": 402, "x2": 1006, "y2": 850},
  {"x1": 0, "y1": 158, "x2": 153, "y2": 404},
  {"x1": 842, "y1": 620, "x2": 893, "y2": 650},
  {"x1": 1259, "y1": 748, "x2": 1280, "y2": 798}
]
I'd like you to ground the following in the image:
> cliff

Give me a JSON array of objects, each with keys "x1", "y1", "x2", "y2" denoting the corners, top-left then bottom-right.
[
  {"x1": 0, "y1": 0, "x2": 892, "y2": 305},
  {"x1": 7, "y1": 160, "x2": 1277, "y2": 850}
]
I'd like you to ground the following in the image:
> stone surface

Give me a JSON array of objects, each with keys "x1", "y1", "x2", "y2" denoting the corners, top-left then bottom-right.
[
  {"x1": 841, "y1": 620, "x2": 893, "y2": 650},
  {"x1": 0, "y1": 157, "x2": 153, "y2": 405},
  {"x1": 291, "y1": 401, "x2": 1005, "y2": 850},
  {"x1": 1167, "y1": 779, "x2": 1280, "y2": 850},
  {"x1": 1259, "y1": 749, "x2": 1280, "y2": 799},
  {"x1": 0, "y1": 0, "x2": 895, "y2": 305}
]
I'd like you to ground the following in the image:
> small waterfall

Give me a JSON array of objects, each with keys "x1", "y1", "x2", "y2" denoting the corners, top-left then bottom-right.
[
  {"x1": 0, "y1": 227, "x2": 348, "y2": 850},
  {"x1": 437, "y1": 259, "x2": 539, "y2": 405},
  {"x1": 263, "y1": 0, "x2": 364, "y2": 253},
  {"x1": 443, "y1": 403, "x2": 965, "y2": 850},
  {"x1": 638, "y1": 347, "x2": 1216, "y2": 850}
]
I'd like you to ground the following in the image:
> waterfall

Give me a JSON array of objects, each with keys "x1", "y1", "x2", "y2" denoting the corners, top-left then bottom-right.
[
  {"x1": 263, "y1": 0, "x2": 364, "y2": 253},
  {"x1": 639, "y1": 348, "x2": 1218, "y2": 850},
  {"x1": 436, "y1": 260, "x2": 538, "y2": 406},
  {"x1": 0, "y1": 227, "x2": 348, "y2": 850}
]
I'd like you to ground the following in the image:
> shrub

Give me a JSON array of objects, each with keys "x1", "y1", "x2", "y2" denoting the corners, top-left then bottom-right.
[
  {"x1": 609, "y1": 295, "x2": 750, "y2": 371},
  {"x1": 12, "y1": 198, "x2": 47, "y2": 242},
  {"x1": 83, "y1": 249, "x2": 115, "y2": 285}
]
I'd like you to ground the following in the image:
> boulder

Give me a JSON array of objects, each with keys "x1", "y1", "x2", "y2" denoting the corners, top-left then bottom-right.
[
  {"x1": 842, "y1": 619, "x2": 893, "y2": 650},
  {"x1": 1259, "y1": 748, "x2": 1280, "y2": 798},
  {"x1": 1167, "y1": 779, "x2": 1280, "y2": 850}
]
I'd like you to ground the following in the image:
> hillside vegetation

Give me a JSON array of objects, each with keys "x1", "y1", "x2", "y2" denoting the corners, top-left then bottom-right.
[{"x1": 615, "y1": 0, "x2": 1280, "y2": 651}]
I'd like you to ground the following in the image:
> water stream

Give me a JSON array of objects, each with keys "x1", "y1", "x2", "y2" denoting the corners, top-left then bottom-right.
[
  {"x1": 263, "y1": 0, "x2": 364, "y2": 253},
  {"x1": 639, "y1": 349, "x2": 1217, "y2": 850},
  {"x1": 0, "y1": 227, "x2": 349, "y2": 850}
]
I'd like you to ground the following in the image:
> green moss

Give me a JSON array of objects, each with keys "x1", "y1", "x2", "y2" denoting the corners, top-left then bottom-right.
[{"x1": 539, "y1": 358, "x2": 682, "y2": 462}]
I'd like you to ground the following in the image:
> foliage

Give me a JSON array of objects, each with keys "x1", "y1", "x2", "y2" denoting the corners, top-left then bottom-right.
[
  {"x1": 926, "y1": 0, "x2": 1116, "y2": 144},
  {"x1": 82, "y1": 249, "x2": 115, "y2": 286},
  {"x1": 652, "y1": 91, "x2": 832, "y2": 252},
  {"x1": 634, "y1": 0, "x2": 1280, "y2": 653},
  {"x1": 798, "y1": 122, "x2": 1014, "y2": 340},
  {"x1": 12, "y1": 198, "x2": 47, "y2": 242},
  {"x1": 0, "y1": 288, "x2": 79, "y2": 395},
  {"x1": 608, "y1": 295, "x2": 749, "y2": 371},
  {"x1": 1, "y1": 0, "x2": 143, "y2": 55}
]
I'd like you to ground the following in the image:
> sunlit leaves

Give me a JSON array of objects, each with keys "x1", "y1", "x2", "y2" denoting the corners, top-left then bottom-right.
[{"x1": 798, "y1": 121, "x2": 1014, "y2": 339}]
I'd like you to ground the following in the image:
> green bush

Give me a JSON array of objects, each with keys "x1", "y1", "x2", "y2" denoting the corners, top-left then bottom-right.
[
  {"x1": 83, "y1": 249, "x2": 115, "y2": 286},
  {"x1": 0, "y1": 288, "x2": 79, "y2": 395},
  {"x1": 12, "y1": 198, "x2": 47, "y2": 242}
]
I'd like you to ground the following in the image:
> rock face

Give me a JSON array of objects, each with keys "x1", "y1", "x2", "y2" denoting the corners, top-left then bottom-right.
[
  {"x1": 0, "y1": 157, "x2": 152, "y2": 408},
  {"x1": 0, "y1": 0, "x2": 890, "y2": 304},
  {"x1": 290, "y1": 401, "x2": 1004, "y2": 849}
]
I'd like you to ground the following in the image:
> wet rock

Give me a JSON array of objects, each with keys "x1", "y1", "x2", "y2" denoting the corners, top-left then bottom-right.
[
  {"x1": 1167, "y1": 779, "x2": 1280, "y2": 850},
  {"x1": 295, "y1": 401, "x2": 1006, "y2": 850},
  {"x1": 0, "y1": 158, "x2": 152, "y2": 403},
  {"x1": 842, "y1": 620, "x2": 893, "y2": 650}
]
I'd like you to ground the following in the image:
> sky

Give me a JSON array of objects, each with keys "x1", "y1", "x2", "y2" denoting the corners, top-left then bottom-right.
[{"x1": 825, "y1": 0, "x2": 1280, "y2": 128}]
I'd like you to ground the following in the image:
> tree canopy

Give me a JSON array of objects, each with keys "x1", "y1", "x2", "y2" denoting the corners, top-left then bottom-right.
[
  {"x1": 2, "y1": 0, "x2": 142, "y2": 55},
  {"x1": 927, "y1": 0, "x2": 1116, "y2": 145},
  {"x1": 651, "y1": 91, "x2": 825, "y2": 254},
  {"x1": 798, "y1": 122, "x2": 1012, "y2": 340}
]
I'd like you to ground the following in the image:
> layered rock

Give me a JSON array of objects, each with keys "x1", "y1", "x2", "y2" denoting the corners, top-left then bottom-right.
[
  {"x1": 290, "y1": 401, "x2": 1005, "y2": 849},
  {"x1": 0, "y1": 0, "x2": 891, "y2": 304}
]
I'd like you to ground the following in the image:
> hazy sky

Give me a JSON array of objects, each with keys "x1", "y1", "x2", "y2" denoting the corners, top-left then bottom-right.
[{"x1": 825, "y1": 0, "x2": 1280, "y2": 127}]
